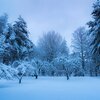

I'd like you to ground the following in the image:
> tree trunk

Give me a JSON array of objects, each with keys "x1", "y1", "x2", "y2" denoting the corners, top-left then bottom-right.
[
  {"x1": 66, "y1": 73, "x2": 69, "y2": 80},
  {"x1": 81, "y1": 43, "x2": 85, "y2": 75},
  {"x1": 34, "y1": 75, "x2": 38, "y2": 79},
  {"x1": 35, "y1": 75, "x2": 38, "y2": 79},
  {"x1": 95, "y1": 66, "x2": 98, "y2": 76},
  {"x1": 19, "y1": 78, "x2": 22, "y2": 84}
]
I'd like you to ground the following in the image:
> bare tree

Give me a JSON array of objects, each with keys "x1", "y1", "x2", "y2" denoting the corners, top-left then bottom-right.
[
  {"x1": 37, "y1": 31, "x2": 69, "y2": 62},
  {"x1": 72, "y1": 27, "x2": 88, "y2": 74}
]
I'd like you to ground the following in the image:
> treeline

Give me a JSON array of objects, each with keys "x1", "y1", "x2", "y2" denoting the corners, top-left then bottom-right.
[{"x1": 0, "y1": 0, "x2": 100, "y2": 82}]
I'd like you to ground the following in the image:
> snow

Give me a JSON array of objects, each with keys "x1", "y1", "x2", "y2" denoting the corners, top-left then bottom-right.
[{"x1": 0, "y1": 77, "x2": 100, "y2": 100}]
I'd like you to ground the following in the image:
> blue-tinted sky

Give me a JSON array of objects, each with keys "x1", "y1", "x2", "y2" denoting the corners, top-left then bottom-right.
[{"x1": 0, "y1": 0, "x2": 94, "y2": 47}]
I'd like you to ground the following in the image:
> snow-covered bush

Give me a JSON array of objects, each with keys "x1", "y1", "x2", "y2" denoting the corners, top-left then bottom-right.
[
  {"x1": 12, "y1": 60, "x2": 37, "y2": 83},
  {"x1": 69, "y1": 54, "x2": 84, "y2": 76},
  {"x1": 0, "y1": 63, "x2": 16, "y2": 80},
  {"x1": 52, "y1": 56, "x2": 73, "y2": 80},
  {"x1": 33, "y1": 58, "x2": 56, "y2": 76},
  {"x1": 41, "y1": 61, "x2": 55, "y2": 76}
]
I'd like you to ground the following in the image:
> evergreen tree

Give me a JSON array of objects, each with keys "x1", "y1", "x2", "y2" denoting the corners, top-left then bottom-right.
[
  {"x1": 0, "y1": 13, "x2": 8, "y2": 34},
  {"x1": 0, "y1": 15, "x2": 35, "y2": 64},
  {"x1": 0, "y1": 14, "x2": 8, "y2": 64},
  {"x1": 87, "y1": 0, "x2": 100, "y2": 75},
  {"x1": 13, "y1": 16, "x2": 34, "y2": 61}
]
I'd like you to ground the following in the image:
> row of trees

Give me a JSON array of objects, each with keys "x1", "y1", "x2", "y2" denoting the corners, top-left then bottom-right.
[{"x1": 0, "y1": 0, "x2": 100, "y2": 83}]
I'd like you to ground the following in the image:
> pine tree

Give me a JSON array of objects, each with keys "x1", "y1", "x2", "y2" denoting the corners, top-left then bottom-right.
[
  {"x1": 4, "y1": 24, "x2": 18, "y2": 64},
  {"x1": 0, "y1": 14, "x2": 9, "y2": 64},
  {"x1": 13, "y1": 16, "x2": 34, "y2": 61},
  {"x1": 0, "y1": 13, "x2": 8, "y2": 34},
  {"x1": 87, "y1": 0, "x2": 100, "y2": 75}
]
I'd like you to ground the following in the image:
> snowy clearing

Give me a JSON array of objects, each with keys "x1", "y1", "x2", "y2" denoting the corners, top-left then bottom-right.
[{"x1": 0, "y1": 77, "x2": 100, "y2": 100}]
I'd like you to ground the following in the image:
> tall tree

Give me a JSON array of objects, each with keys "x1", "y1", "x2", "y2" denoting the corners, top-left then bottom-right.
[
  {"x1": 87, "y1": 0, "x2": 100, "y2": 76},
  {"x1": 13, "y1": 16, "x2": 34, "y2": 61},
  {"x1": 72, "y1": 27, "x2": 88, "y2": 73},
  {"x1": 37, "y1": 31, "x2": 69, "y2": 62},
  {"x1": 0, "y1": 13, "x2": 8, "y2": 34},
  {"x1": 0, "y1": 14, "x2": 9, "y2": 64},
  {"x1": 0, "y1": 15, "x2": 35, "y2": 64}
]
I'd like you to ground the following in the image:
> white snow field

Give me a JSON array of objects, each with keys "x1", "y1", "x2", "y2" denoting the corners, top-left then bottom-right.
[{"x1": 0, "y1": 77, "x2": 100, "y2": 100}]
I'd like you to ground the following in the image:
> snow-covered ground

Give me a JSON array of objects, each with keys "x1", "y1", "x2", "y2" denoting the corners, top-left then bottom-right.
[{"x1": 0, "y1": 77, "x2": 100, "y2": 100}]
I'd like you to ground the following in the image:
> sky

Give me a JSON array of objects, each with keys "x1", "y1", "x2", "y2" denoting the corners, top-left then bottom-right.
[{"x1": 0, "y1": 0, "x2": 94, "y2": 48}]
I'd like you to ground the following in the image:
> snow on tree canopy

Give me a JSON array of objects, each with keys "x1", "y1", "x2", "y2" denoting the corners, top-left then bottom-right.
[
  {"x1": 0, "y1": 63, "x2": 16, "y2": 79},
  {"x1": 13, "y1": 61, "x2": 37, "y2": 76},
  {"x1": 87, "y1": 0, "x2": 100, "y2": 67}
]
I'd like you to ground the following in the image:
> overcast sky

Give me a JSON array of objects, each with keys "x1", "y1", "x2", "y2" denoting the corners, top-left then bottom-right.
[{"x1": 0, "y1": 0, "x2": 94, "y2": 48}]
